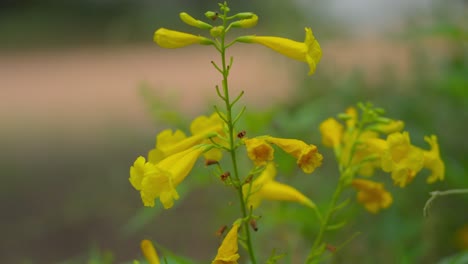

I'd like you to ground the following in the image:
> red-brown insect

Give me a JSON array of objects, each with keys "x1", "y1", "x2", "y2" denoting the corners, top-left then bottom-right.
[
  {"x1": 249, "y1": 219, "x2": 258, "y2": 231},
  {"x1": 215, "y1": 225, "x2": 227, "y2": 237},
  {"x1": 237, "y1": 130, "x2": 247, "y2": 138},
  {"x1": 220, "y1": 171, "x2": 231, "y2": 181}
]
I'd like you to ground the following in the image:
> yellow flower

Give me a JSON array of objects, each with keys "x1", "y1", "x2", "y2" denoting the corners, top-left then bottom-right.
[
  {"x1": 140, "y1": 240, "x2": 160, "y2": 264},
  {"x1": 345, "y1": 107, "x2": 358, "y2": 129},
  {"x1": 154, "y1": 28, "x2": 213, "y2": 49},
  {"x1": 266, "y1": 137, "x2": 323, "y2": 174},
  {"x1": 131, "y1": 146, "x2": 205, "y2": 209},
  {"x1": 319, "y1": 118, "x2": 344, "y2": 148},
  {"x1": 212, "y1": 223, "x2": 240, "y2": 264},
  {"x1": 148, "y1": 113, "x2": 224, "y2": 163},
  {"x1": 422, "y1": 135, "x2": 445, "y2": 183},
  {"x1": 129, "y1": 156, "x2": 155, "y2": 191},
  {"x1": 190, "y1": 113, "x2": 226, "y2": 161},
  {"x1": 244, "y1": 137, "x2": 274, "y2": 166},
  {"x1": 243, "y1": 163, "x2": 316, "y2": 209},
  {"x1": 356, "y1": 136, "x2": 387, "y2": 176},
  {"x1": 236, "y1": 27, "x2": 322, "y2": 75},
  {"x1": 179, "y1": 12, "x2": 212, "y2": 29},
  {"x1": 351, "y1": 179, "x2": 393, "y2": 213},
  {"x1": 381, "y1": 132, "x2": 424, "y2": 187}
]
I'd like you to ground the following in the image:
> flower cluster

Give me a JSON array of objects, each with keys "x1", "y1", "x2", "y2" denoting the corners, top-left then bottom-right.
[
  {"x1": 129, "y1": 113, "x2": 225, "y2": 209},
  {"x1": 152, "y1": 6, "x2": 321, "y2": 75},
  {"x1": 319, "y1": 104, "x2": 445, "y2": 213}
]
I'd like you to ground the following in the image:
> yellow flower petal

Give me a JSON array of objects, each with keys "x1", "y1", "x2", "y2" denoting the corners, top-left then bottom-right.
[
  {"x1": 352, "y1": 179, "x2": 393, "y2": 213},
  {"x1": 212, "y1": 223, "x2": 240, "y2": 264},
  {"x1": 422, "y1": 135, "x2": 445, "y2": 183},
  {"x1": 244, "y1": 137, "x2": 274, "y2": 166},
  {"x1": 266, "y1": 137, "x2": 323, "y2": 174},
  {"x1": 244, "y1": 163, "x2": 315, "y2": 208},
  {"x1": 237, "y1": 27, "x2": 321, "y2": 75},
  {"x1": 141, "y1": 240, "x2": 160, "y2": 264},
  {"x1": 129, "y1": 156, "x2": 153, "y2": 190},
  {"x1": 141, "y1": 147, "x2": 205, "y2": 209},
  {"x1": 149, "y1": 113, "x2": 224, "y2": 163},
  {"x1": 319, "y1": 118, "x2": 344, "y2": 148},
  {"x1": 381, "y1": 132, "x2": 424, "y2": 187}
]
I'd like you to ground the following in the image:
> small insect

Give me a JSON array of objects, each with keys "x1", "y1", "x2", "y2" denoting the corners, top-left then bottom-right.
[
  {"x1": 205, "y1": 159, "x2": 219, "y2": 166},
  {"x1": 220, "y1": 171, "x2": 230, "y2": 181},
  {"x1": 244, "y1": 174, "x2": 254, "y2": 184},
  {"x1": 325, "y1": 244, "x2": 337, "y2": 253},
  {"x1": 249, "y1": 219, "x2": 258, "y2": 231},
  {"x1": 215, "y1": 225, "x2": 227, "y2": 237},
  {"x1": 237, "y1": 130, "x2": 247, "y2": 138}
]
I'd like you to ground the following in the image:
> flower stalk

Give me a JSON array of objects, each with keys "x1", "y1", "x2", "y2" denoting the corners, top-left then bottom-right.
[{"x1": 217, "y1": 5, "x2": 257, "y2": 264}]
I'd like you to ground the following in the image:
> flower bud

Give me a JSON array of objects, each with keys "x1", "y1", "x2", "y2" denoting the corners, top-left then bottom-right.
[
  {"x1": 210, "y1": 26, "x2": 224, "y2": 37},
  {"x1": 179, "y1": 12, "x2": 212, "y2": 29},
  {"x1": 205, "y1": 11, "x2": 218, "y2": 20},
  {"x1": 231, "y1": 14, "x2": 258, "y2": 29},
  {"x1": 154, "y1": 28, "x2": 213, "y2": 49}
]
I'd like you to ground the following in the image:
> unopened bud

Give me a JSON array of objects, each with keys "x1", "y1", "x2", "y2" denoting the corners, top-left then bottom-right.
[
  {"x1": 210, "y1": 26, "x2": 224, "y2": 37},
  {"x1": 180, "y1": 12, "x2": 213, "y2": 29},
  {"x1": 230, "y1": 14, "x2": 258, "y2": 29},
  {"x1": 205, "y1": 11, "x2": 218, "y2": 20}
]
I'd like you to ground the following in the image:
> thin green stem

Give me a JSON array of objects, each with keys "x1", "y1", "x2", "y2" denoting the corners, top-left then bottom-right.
[
  {"x1": 306, "y1": 177, "x2": 345, "y2": 263},
  {"x1": 218, "y1": 10, "x2": 257, "y2": 264},
  {"x1": 424, "y1": 188, "x2": 468, "y2": 217}
]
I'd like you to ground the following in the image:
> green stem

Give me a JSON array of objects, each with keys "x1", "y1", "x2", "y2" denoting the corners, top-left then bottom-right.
[
  {"x1": 424, "y1": 188, "x2": 468, "y2": 217},
  {"x1": 219, "y1": 14, "x2": 257, "y2": 264},
  {"x1": 306, "y1": 177, "x2": 345, "y2": 263}
]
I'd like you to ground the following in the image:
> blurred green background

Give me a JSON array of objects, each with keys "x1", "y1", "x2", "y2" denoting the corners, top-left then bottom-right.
[{"x1": 1, "y1": 0, "x2": 467, "y2": 263}]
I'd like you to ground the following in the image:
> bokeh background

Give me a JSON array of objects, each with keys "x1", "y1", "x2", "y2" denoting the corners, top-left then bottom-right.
[{"x1": 1, "y1": 0, "x2": 467, "y2": 263}]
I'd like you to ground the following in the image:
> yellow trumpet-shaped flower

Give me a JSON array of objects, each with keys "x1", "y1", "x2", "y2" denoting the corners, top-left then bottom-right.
[
  {"x1": 154, "y1": 28, "x2": 213, "y2": 49},
  {"x1": 319, "y1": 118, "x2": 344, "y2": 148},
  {"x1": 140, "y1": 240, "x2": 160, "y2": 264},
  {"x1": 236, "y1": 27, "x2": 322, "y2": 75},
  {"x1": 266, "y1": 137, "x2": 323, "y2": 174},
  {"x1": 244, "y1": 137, "x2": 274, "y2": 166},
  {"x1": 351, "y1": 179, "x2": 393, "y2": 213},
  {"x1": 422, "y1": 135, "x2": 445, "y2": 183},
  {"x1": 212, "y1": 223, "x2": 240, "y2": 264},
  {"x1": 243, "y1": 163, "x2": 316, "y2": 209},
  {"x1": 148, "y1": 113, "x2": 224, "y2": 163},
  {"x1": 381, "y1": 132, "x2": 424, "y2": 187},
  {"x1": 130, "y1": 146, "x2": 205, "y2": 208}
]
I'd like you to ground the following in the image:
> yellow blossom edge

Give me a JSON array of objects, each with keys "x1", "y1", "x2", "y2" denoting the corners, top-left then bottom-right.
[
  {"x1": 319, "y1": 118, "x2": 344, "y2": 148},
  {"x1": 141, "y1": 240, "x2": 160, "y2": 264},
  {"x1": 212, "y1": 223, "x2": 240, "y2": 264},
  {"x1": 266, "y1": 137, "x2": 323, "y2": 174},
  {"x1": 244, "y1": 163, "x2": 316, "y2": 209},
  {"x1": 352, "y1": 179, "x2": 393, "y2": 213},
  {"x1": 236, "y1": 27, "x2": 322, "y2": 75},
  {"x1": 422, "y1": 135, "x2": 445, "y2": 183}
]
